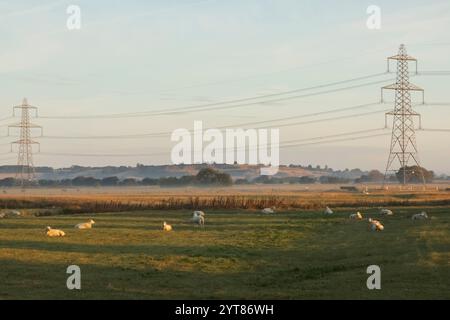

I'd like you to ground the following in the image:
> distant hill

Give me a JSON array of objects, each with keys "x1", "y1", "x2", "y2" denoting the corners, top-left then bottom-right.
[{"x1": 0, "y1": 164, "x2": 368, "y2": 181}]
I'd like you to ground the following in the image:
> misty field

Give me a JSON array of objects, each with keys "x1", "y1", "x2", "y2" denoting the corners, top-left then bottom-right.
[{"x1": 0, "y1": 207, "x2": 449, "y2": 300}]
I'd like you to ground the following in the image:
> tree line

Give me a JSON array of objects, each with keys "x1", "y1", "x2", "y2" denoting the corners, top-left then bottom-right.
[{"x1": 0, "y1": 166, "x2": 438, "y2": 188}]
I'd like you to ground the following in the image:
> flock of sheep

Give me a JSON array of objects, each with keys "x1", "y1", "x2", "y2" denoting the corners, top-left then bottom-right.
[
  {"x1": 44, "y1": 211, "x2": 206, "y2": 237},
  {"x1": 46, "y1": 219, "x2": 96, "y2": 237},
  {"x1": 262, "y1": 206, "x2": 430, "y2": 232},
  {"x1": 1, "y1": 207, "x2": 430, "y2": 237}
]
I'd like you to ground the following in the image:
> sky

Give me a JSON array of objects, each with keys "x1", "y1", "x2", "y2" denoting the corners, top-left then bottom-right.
[{"x1": 0, "y1": 0, "x2": 449, "y2": 173}]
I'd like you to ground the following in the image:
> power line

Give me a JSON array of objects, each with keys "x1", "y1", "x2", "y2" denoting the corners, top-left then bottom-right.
[
  {"x1": 281, "y1": 133, "x2": 391, "y2": 149},
  {"x1": 419, "y1": 128, "x2": 450, "y2": 132},
  {"x1": 32, "y1": 70, "x2": 450, "y2": 120},
  {"x1": 37, "y1": 107, "x2": 390, "y2": 141},
  {"x1": 33, "y1": 127, "x2": 389, "y2": 158},
  {"x1": 14, "y1": 101, "x2": 446, "y2": 141},
  {"x1": 38, "y1": 73, "x2": 392, "y2": 119},
  {"x1": 36, "y1": 102, "x2": 386, "y2": 140}
]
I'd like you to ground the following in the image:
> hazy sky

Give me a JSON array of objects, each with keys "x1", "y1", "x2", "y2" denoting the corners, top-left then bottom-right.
[{"x1": 0, "y1": 0, "x2": 449, "y2": 173}]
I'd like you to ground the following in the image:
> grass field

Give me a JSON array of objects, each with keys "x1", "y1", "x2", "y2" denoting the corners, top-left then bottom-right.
[{"x1": 0, "y1": 206, "x2": 449, "y2": 300}]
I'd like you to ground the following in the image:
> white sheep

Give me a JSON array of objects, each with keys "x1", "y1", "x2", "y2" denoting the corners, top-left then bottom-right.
[
  {"x1": 262, "y1": 207, "x2": 275, "y2": 214},
  {"x1": 368, "y1": 218, "x2": 384, "y2": 231},
  {"x1": 380, "y1": 208, "x2": 394, "y2": 216},
  {"x1": 193, "y1": 211, "x2": 205, "y2": 217},
  {"x1": 46, "y1": 226, "x2": 66, "y2": 237},
  {"x1": 350, "y1": 212, "x2": 363, "y2": 220},
  {"x1": 192, "y1": 211, "x2": 205, "y2": 226},
  {"x1": 2, "y1": 210, "x2": 22, "y2": 218},
  {"x1": 412, "y1": 212, "x2": 428, "y2": 220},
  {"x1": 75, "y1": 219, "x2": 96, "y2": 229},
  {"x1": 163, "y1": 221, "x2": 173, "y2": 232},
  {"x1": 0, "y1": 213, "x2": 6, "y2": 219},
  {"x1": 324, "y1": 207, "x2": 333, "y2": 215}
]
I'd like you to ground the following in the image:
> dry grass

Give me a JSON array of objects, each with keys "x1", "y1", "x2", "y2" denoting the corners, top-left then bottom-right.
[{"x1": 1, "y1": 185, "x2": 450, "y2": 214}]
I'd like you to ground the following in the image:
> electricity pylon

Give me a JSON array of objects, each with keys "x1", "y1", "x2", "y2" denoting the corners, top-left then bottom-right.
[
  {"x1": 8, "y1": 98, "x2": 42, "y2": 187},
  {"x1": 382, "y1": 44, "x2": 426, "y2": 186}
]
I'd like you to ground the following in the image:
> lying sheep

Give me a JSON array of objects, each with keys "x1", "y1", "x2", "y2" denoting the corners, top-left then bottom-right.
[
  {"x1": 380, "y1": 208, "x2": 394, "y2": 216},
  {"x1": 163, "y1": 222, "x2": 173, "y2": 232},
  {"x1": 368, "y1": 218, "x2": 384, "y2": 231},
  {"x1": 1, "y1": 210, "x2": 22, "y2": 218},
  {"x1": 262, "y1": 207, "x2": 275, "y2": 214},
  {"x1": 412, "y1": 212, "x2": 428, "y2": 220},
  {"x1": 324, "y1": 207, "x2": 333, "y2": 215},
  {"x1": 75, "y1": 219, "x2": 96, "y2": 229},
  {"x1": 46, "y1": 226, "x2": 66, "y2": 237},
  {"x1": 350, "y1": 212, "x2": 363, "y2": 220},
  {"x1": 192, "y1": 211, "x2": 205, "y2": 226}
]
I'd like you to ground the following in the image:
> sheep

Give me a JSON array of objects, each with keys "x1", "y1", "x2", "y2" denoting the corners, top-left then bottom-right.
[
  {"x1": 350, "y1": 212, "x2": 363, "y2": 220},
  {"x1": 262, "y1": 207, "x2": 275, "y2": 214},
  {"x1": 0, "y1": 213, "x2": 6, "y2": 219},
  {"x1": 75, "y1": 219, "x2": 96, "y2": 229},
  {"x1": 191, "y1": 211, "x2": 205, "y2": 226},
  {"x1": 412, "y1": 212, "x2": 428, "y2": 220},
  {"x1": 46, "y1": 226, "x2": 66, "y2": 237},
  {"x1": 193, "y1": 211, "x2": 205, "y2": 217},
  {"x1": 324, "y1": 207, "x2": 333, "y2": 215},
  {"x1": 368, "y1": 218, "x2": 384, "y2": 231},
  {"x1": 380, "y1": 208, "x2": 394, "y2": 216},
  {"x1": 6, "y1": 210, "x2": 21, "y2": 217},
  {"x1": 163, "y1": 222, "x2": 173, "y2": 232}
]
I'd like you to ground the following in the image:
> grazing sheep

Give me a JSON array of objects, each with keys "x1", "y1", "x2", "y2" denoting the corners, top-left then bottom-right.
[
  {"x1": 191, "y1": 211, "x2": 205, "y2": 226},
  {"x1": 412, "y1": 212, "x2": 428, "y2": 220},
  {"x1": 193, "y1": 211, "x2": 205, "y2": 217},
  {"x1": 324, "y1": 207, "x2": 333, "y2": 215},
  {"x1": 75, "y1": 219, "x2": 96, "y2": 229},
  {"x1": 262, "y1": 207, "x2": 275, "y2": 214},
  {"x1": 368, "y1": 218, "x2": 384, "y2": 231},
  {"x1": 380, "y1": 208, "x2": 394, "y2": 216},
  {"x1": 163, "y1": 222, "x2": 173, "y2": 232},
  {"x1": 0, "y1": 213, "x2": 6, "y2": 219},
  {"x1": 350, "y1": 212, "x2": 363, "y2": 220},
  {"x1": 46, "y1": 226, "x2": 66, "y2": 237}
]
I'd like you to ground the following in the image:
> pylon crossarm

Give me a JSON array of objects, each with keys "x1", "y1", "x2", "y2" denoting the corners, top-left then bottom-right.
[
  {"x1": 8, "y1": 123, "x2": 22, "y2": 129},
  {"x1": 11, "y1": 140, "x2": 40, "y2": 145},
  {"x1": 388, "y1": 54, "x2": 417, "y2": 61},
  {"x1": 382, "y1": 83, "x2": 423, "y2": 91}
]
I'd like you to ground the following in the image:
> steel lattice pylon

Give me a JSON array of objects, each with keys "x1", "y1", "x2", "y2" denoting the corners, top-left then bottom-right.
[
  {"x1": 8, "y1": 98, "x2": 42, "y2": 187},
  {"x1": 382, "y1": 44, "x2": 426, "y2": 186}
]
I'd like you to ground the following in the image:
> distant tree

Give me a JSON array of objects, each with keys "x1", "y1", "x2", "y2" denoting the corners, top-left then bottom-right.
[
  {"x1": 396, "y1": 166, "x2": 434, "y2": 183},
  {"x1": 235, "y1": 178, "x2": 250, "y2": 185},
  {"x1": 120, "y1": 178, "x2": 138, "y2": 186},
  {"x1": 319, "y1": 176, "x2": 350, "y2": 184},
  {"x1": 101, "y1": 176, "x2": 119, "y2": 186},
  {"x1": 72, "y1": 176, "x2": 100, "y2": 187},
  {"x1": 195, "y1": 168, "x2": 232, "y2": 186},
  {"x1": 159, "y1": 177, "x2": 180, "y2": 187},
  {"x1": 142, "y1": 177, "x2": 158, "y2": 186},
  {"x1": 298, "y1": 176, "x2": 316, "y2": 184},
  {"x1": 0, "y1": 177, "x2": 16, "y2": 187},
  {"x1": 356, "y1": 170, "x2": 385, "y2": 183},
  {"x1": 368, "y1": 170, "x2": 384, "y2": 182}
]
